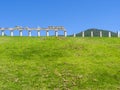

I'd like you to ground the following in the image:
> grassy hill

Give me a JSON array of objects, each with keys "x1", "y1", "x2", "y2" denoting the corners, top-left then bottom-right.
[
  {"x1": 75, "y1": 29, "x2": 117, "y2": 37},
  {"x1": 0, "y1": 37, "x2": 120, "y2": 90}
]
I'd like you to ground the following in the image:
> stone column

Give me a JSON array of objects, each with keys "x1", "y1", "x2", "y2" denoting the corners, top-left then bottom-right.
[
  {"x1": 37, "y1": 31, "x2": 40, "y2": 36},
  {"x1": 10, "y1": 30, "x2": 14, "y2": 36},
  {"x1": 2, "y1": 30, "x2": 4, "y2": 36},
  {"x1": 109, "y1": 32, "x2": 111, "y2": 38},
  {"x1": 91, "y1": 31, "x2": 93, "y2": 37},
  {"x1": 73, "y1": 33, "x2": 76, "y2": 37},
  {"x1": 46, "y1": 31, "x2": 49, "y2": 36},
  {"x1": 64, "y1": 31, "x2": 67, "y2": 37},
  {"x1": 100, "y1": 31, "x2": 102, "y2": 37},
  {"x1": 20, "y1": 30, "x2": 23, "y2": 36},
  {"x1": 55, "y1": 31, "x2": 58, "y2": 37},
  {"x1": 28, "y1": 30, "x2": 31, "y2": 37},
  {"x1": 82, "y1": 31, "x2": 84, "y2": 37},
  {"x1": 118, "y1": 31, "x2": 120, "y2": 37}
]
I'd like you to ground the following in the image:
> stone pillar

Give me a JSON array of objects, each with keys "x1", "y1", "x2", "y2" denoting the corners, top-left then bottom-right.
[
  {"x1": 82, "y1": 31, "x2": 84, "y2": 37},
  {"x1": 118, "y1": 31, "x2": 120, "y2": 37},
  {"x1": 28, "y1": 30, "x2": 31, "y2": 37},
  {"x1": 73, "y1": 33, "x2": 76, "y2": 37},
  {"x1": 20, "y1": 30, "x2": 22, "y2": 36},
  {"x1": 64, "y1": 31, "x2": 67, "y2": 37},
  {"x1": 10, "y1": 30, "x2": 14, "y2": 36},
  {"x1": 100, "y1": 31, "x2": 102, "y2": 37},
  {"x1": 91, "y1": 31, "x2": 93, "y2": 37},
  {"x1": 109, "y1": 32, "x2": 111, "y2": 38},
  {"x1": 55, "y1": 31, "x2": 58, "y2": 37},
  {"x1": 2, "y1": 30, "x2": 4, "y2": 36},
  {"x1": 37, "y1": 31, "x2": 40, "y2": 36},
  {"x1": 46, "y1": 31, "x2": 49, "y2": 36}
]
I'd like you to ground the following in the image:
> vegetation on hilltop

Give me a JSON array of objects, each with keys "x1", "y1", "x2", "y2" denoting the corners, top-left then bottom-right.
[{"x1": 74, "y1": 28, "x2": 118, "y2": 37}]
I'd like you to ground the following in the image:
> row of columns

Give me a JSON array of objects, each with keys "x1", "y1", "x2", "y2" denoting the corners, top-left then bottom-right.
[
  {"x1": 73, "y1": 31, "x2": 119, "y2": 37},
  {"x1": 0, "y1": 30, "x2": 67, "y2": 37},
  {"x1": 2, "y1": 30, "x2": 119, "y2": 37}
]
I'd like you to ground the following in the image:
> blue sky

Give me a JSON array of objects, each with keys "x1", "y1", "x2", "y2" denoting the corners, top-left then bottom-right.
[{"x1": 0, "y1": 0, "x2": 120, "y2": 35}]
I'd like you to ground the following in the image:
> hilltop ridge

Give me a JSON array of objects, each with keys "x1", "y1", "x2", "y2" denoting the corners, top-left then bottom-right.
[{"x1": 72, "y1": 28, "x2": 117, "y2": 37}]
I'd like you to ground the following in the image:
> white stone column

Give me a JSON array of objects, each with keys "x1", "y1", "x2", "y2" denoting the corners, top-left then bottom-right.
[
  {"x1": 118, "y1": 31, "x2": 120, "y2": 37},
  {"x1": 28, "y1": 30, "x2": 31, "y2": 37},
  {"x1": 55, "y1": 31, "x2": 58, "y2": 37},
  {"x1": 37, "y1": 31, "x2": 40, "y2": 36},
  {"x1": 20, "y1": 30, "x2": 23, "y2": 36},
  {"x1": 73, "y1": 33, "x2": 76, "y2": 37},
  {"x1": 91, "y1": 31, "x2": 93, "y2": 37},
  {"x1": 10, "y1": 30, "x2": 14, "y2": 36},
  {"x1": 109, "y1": 32, "x2": 111, "y2": 38},
  {"x1": 2, "y1": 30, "x2": 4, "y2": 36},
  {"x1": 100, "y1": 31, "x2": 102, "y2": 37},
  {"x1": 46, "y1": 31, "x2": 49, "y2": 36},
  {"x1": 82, "y1": 31, "x2": 84, "y2": 37},
  {"x1": 64, "y1": 31, "x2": 67, "y2": 37}
]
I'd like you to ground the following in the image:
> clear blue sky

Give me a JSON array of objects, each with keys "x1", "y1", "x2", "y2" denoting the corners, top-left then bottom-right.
[{"x1": 0, "y1": 0, "x2": 120, "y2": 35}]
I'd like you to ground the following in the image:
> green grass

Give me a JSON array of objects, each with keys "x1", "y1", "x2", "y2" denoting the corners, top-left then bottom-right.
[{"x1": 0, "y1": 36, "x2": 120, "y2": 90}]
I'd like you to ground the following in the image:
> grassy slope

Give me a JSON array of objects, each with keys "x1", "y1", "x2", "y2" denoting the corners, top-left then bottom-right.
[{"x1": 0, "y1": 37, "x2": 120, "y2": 90}]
